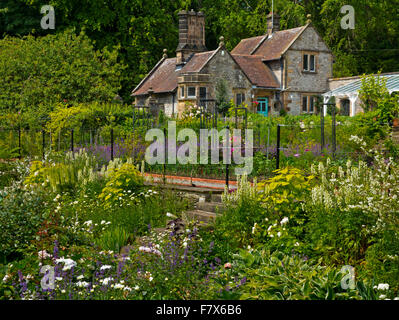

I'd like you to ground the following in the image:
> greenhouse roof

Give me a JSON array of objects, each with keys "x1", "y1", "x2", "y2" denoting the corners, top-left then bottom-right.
[{"x1": 325, "y1": 73, "x2": 399, "y2": 97}]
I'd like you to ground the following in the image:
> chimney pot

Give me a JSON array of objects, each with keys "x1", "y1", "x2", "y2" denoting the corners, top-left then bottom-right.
[
  {"x1": 176, "y1": 9, "x2": 207, "y2": 64},
  {"x1": 267, "y1": 12, "x2": 280, "y2": 35}
]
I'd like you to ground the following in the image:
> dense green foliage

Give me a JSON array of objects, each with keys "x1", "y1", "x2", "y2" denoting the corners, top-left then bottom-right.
[
  {"x1": 1, "y1": 0, "x2": 398, "y2": 101},
  {"x1": 0, "y1": 30, "x2": 124, "y2": 121}
]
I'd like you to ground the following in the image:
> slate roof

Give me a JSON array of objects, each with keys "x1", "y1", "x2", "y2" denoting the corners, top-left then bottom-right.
[
  {"x1": 132, "y1": 25, "x2": 310, "y2": 96},
  {"x1": 180, "y1": 51, "x2": 216, "y2": 73},
  {"x1": 232, "y1": 26, "x2": 306, "y2": 61},
  {"x1": 132, "y1": 58, "x2": 178, "y2": 96},
  {"x1": 232, "y1": 54, "x2": 279, "y2": 88},
  {"x1": 230, "y1": 35, "x2": 265, "y2": 55}
]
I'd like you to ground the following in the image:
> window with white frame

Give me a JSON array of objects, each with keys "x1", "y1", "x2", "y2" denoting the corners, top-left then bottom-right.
[
  {"x1": 303, "y1": 54, "x2": 316, "y2": 72},
  {"x1": 302, "y1": 95, "x2": 315, "y2": 113},
  {"x1": 187, "y1": 86, "x2": 196, "y2": 98}
]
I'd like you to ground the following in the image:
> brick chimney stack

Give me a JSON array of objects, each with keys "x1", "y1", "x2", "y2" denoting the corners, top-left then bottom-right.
[
  {"x1": 267, "y1": 12, "x2": 280, "y2": 36},
  {"x1": 176, "y1": 9, "x2": 207, "y2": 65}
]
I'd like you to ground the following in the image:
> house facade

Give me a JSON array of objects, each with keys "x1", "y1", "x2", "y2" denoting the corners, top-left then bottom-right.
[{"x1": 132, "y1": 10, "x2": 334, "y2": 117}]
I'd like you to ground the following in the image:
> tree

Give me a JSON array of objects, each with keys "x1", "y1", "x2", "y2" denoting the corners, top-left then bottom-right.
[
  {"x1": 0, "y1": 30, "x2": 125, "y2": 123},
  {"x1": 215, "y1": 79, "x2": 230, "y2": 114}
]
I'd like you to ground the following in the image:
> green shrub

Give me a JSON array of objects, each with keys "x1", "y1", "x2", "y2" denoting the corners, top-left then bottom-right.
[
  {"x1": 24, "y1": 150, "x2": 98, "y2": 194},
  {"x1": 216, "y1": 175, "x2": 262, "y2": 249},
  {"x1": 215, "y1": 249, "x2": 377, "y2": 300},
  {"x1": 0, "y1": 161, "x2": 20, "y2": 188},
  {"x1": 95, "y1": 226, "x2": 131, "y2": 253},
  {"x1": 306, "y1": 142, "x2": 399, "y2": 266},
  {"x1": 0, "y1": 187, "x2": 47, "y2": 262},
  {"x1": 98, "y1": 161, "x2": 144, "y2": 208}
]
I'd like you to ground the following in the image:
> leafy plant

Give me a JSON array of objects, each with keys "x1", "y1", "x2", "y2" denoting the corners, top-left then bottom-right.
[
  {"x1": 98, "y1": 161, "x2": 144, "y2": 208},
  {"x1": 218, "y1": 249, "x2": 377, "y2": 300},
  {"x1": 95, "y1": 226, "x2": 131, "y2": 253}
]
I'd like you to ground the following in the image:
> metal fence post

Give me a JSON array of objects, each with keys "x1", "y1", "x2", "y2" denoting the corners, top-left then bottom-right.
[
  {"x1": 320, "y1": 100, "x2": 325, "y2": 152},
  {"x1": 110, "y1": 128, "x2": 114, "y2": 161},
  {"x1": 18, "y1": 127, "x2": 21, "y2": 159},
  {"x1": 71, "y1": 129, "x2": 74, "y2": 154},
  {"x1": 276, "y1": 124, "x2": 281, "y2": 170},
  {"x1": 332, "y1": 105, "x2": 336, "y2": 160},
  {"x1": 42, "y1": 129, "x2": 45, "y2": 160},
  {"x1": 163, "y1": 127, "x2": 166, "y2": 184},
  {"x1": 266, "y1": 125, "x2": 270, "y2": 160},
  {"x1": 225, "y1": 125, "x2": 230, "y2": 190}
]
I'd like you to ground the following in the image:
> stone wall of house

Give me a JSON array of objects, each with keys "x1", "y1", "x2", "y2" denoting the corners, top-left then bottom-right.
[
  {"x1": 157, "y1": 93, "x2": 178, "y2": 117},
  {"x1": 284, "y1": 26, "x2": 333, "y2": 114},
  {"x1": 202, "y1": 49, "x2": 253, "y2": 108},
  {"x1": 283, "y1": 92, "x2": 302, "y2": 116},
  {"x1": 267, "y1": 60, "x2": 283, "y2": 85},
  {"x1": 134, "y1": 94, "x2": 178, "y2": 117}
]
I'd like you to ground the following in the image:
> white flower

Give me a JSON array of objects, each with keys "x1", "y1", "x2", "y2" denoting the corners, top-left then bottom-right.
[
  {"x1": 100, "y1": 265, "x2": 112, "y2": 271},
  {"x1": 38, "y1": 250, "x2": 52, "y2": 259},
  {"x1": 100, "y1": 277, "x2": 113, "y2": 286},
  {"x1": 277, "y1": 232, "x2": 281, "y2": 237},
  {"x1": 377, "y1": 283, "x2": 389, "y2": 291},
  {"x1": 2, "y1": 274, "x2": 10, "y2": 282},
  {"x1": 114, "y1": 283, "x2": 125, "y2": 289},
  {"x1": 134, "y1": 285, "x2": 140, "y2": 291},
  {"x1": 139, "y1": 246, "x2": 162, "y2": 256},
  {"x1": 379, "y1": 295, "x2": 386, "y2": 299},
  {"x1": 76, "y1": 275, "x2": 84, "y2": 280},
  {"x1": 76, "y1": 281, "x2": 89, "y2": 288},
  {"x1": 149, "y1": 277, "x2": 153, "y2": 282},
  {"x1": 56, "y1": 277, "x2": 63, "y2": 281},
  {"x1": 280, "y1": 217, "x2": 289, "y2": 225},
  {"x1": 166, "y1": 212, "x2": 177, "y2": 219},
  {"x1": 83, "y1": 220, "x2": 93, "y2": 227},
  {"x1": 56, "y1": 258, "x2": 77, "y2": 271}
]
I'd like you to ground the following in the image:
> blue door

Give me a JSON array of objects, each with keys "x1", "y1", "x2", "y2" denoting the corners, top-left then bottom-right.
[{"x1": 257, "y1": 98, "x2": 269, "y2": 116}]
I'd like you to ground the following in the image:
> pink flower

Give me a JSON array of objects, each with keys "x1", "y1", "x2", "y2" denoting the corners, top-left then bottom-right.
[
  {"x1": 224, "y1": 262, "x2": 232, "y2": 269},
  {"x1": 294, "y1": 154, "x2": 300, "y2": 157}
]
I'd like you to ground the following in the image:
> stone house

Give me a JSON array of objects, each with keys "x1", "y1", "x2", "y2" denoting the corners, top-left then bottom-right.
[{"x1": 131, "y1": 10, "x2": 334, "y2": 117}]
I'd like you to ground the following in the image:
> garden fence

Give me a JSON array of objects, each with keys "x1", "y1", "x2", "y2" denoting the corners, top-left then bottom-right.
[{"x1": 1, "y1": 107, "x2": 393, "y2": 183}]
